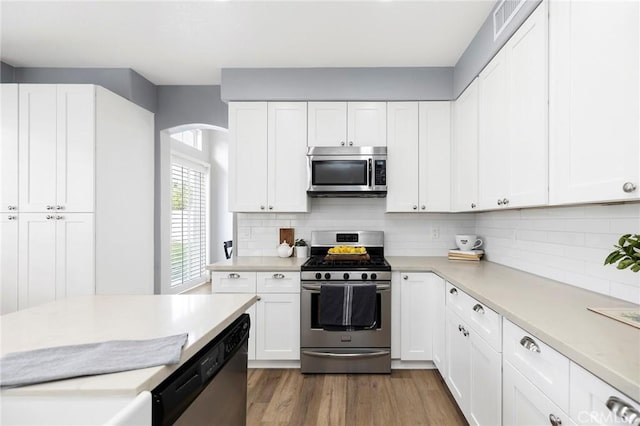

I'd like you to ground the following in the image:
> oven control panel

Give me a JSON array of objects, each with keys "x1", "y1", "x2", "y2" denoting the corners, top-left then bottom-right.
[{"x1": 301, "y1": 271, "x2": 391, "y2": 281}]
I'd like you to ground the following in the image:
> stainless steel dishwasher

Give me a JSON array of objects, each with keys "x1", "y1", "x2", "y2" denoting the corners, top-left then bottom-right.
[{"x1": 151, "y1": 314, "x2": 249, "y2": 426}]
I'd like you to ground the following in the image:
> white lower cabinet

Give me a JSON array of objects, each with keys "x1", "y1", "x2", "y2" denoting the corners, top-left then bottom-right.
[
  {"x1": 400, "y1": 272, "x2": 434, "y2": 360},
  {"x1": 1, "y1": 214, "x2": 19, "y2": 314},
  {"x1": 446, "y1": 308, "x2": 471, "y2": 410},
  {"x1": 503, "y1": 360, "x2": 576, "y2": 426},
  {"x1": 212, "y1": 270, "x2": 300, "y2": 361},
  {"x1": 431, "y1": 276, "x2": 446, "y2": 373}
]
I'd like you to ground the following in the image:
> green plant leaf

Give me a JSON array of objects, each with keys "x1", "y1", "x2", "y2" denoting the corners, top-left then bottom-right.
[
  {"x1": 617, "y1": 258, "x2": 635, "y2": 270},
  {"x1": 619, "y1": 234, "x2": 632, "y2": 246}
]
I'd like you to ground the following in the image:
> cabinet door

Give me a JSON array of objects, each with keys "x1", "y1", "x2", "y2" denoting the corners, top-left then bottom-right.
[
  {"x1": 1, "y1": 84, "x2": 18, "y2": 212},
  {"x1": 503, "y1": 361, "x2": 576, "y2": 426},
  {"x1": 56, "y1": 85, "x2": 95, "y2": 212},
  {"x1": 391, "y1": 271, "x2": 401, "y2": 359},
  {"x1": 550, "y1": 0, "x2": 639, "y2": 204},
  {"x1": 255, "y1": 293, "x2": 300, "y2": 360},
  {"x1": 431, "y1": 275, "x2": 446, "y2": 374},
  {"x1": 505, "y1": 2, "x2": 548, "y2": 208},
  {"x1": 211, "y1": 271, "x2": 257, "y2": 293},
  {"x1": 228, "y1": 102, "x2": 268, "y2": 212},
  {"x1": 452, "y1": 78, "x2": 479, "y2": 212},
  {"x1": 478, "y1": 50, "x2": 509, "y2": 210},
  {"x1": 307, "y1": 102, "x2": 347, "y2": 147},
  {"x1": 1, "y1": 214, "x2": 19, "y2": 314},
  {"x1": 18, "y1": 213, "x2": 57, "y2": 309},
  {"x1": 469, "y1": 331, "x2": 501, "y2": 426},
  {"x1": 445, "y1": 308, "x2": 470, "y2": 415},
  {"x1": 56, "y1": 213, "x2": 95, "y2": 298},
  {"x1": 267, "y1": 102, "x2": 308, "y2": 212},
  {"x1": 246, "y1": 304, "x2": 257, "y2": 361},
  {"x1": 256, "y1": 271, "x2": 300, "y2": 293},
  {"x1": 347, "y1": 102, "x2": 386, "y2": 147},
  {"x1": 19, "y1": 85, "x2": 58, "y2": 212},
  {"x1": 385, "y1": 102, "x2": 419, "y2": 212},
  {"x1": 400, "y1": 272, "x2": 433, "y2": 360},
  {"x1": 419, "y1": 102, "x2": 451, "y2": 212}
]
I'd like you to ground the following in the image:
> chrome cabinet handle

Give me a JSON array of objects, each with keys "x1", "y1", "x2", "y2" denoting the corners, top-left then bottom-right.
[
  {"x1": 520, "y1": 336, "x2": 541, "y2": 353},
  {"x1": 46, "y1": 205, "x2": 55, "y2": 210},
  {"x1": 55, "y1": 205, "x2": 64, "y2": 210},
  {"x1": 463, "y1": 329, "x2": 469, "y2": 337},
  {"x1": 228, "y1": 273, "x2": 241, "y2": 279},
  {"x1": 8, "y1": 215, "x2": 17, "y2": 220},
  {"x1": 497, "y1": 199, "x2": 503, "y2": 205},
  {"x1": 256, "y1": 296, "x2": 262, "y2": 301},
  {"x1": 272, "y1": 273, "x2": 285, "y2": 279},
  {"x1": 46, "y1": 215, "x2": 54, "y2": 220},
  {"x1": 268, "y1": 206, "x2": 273, "y2": 210},
  {"x1": 473, "y1": 303, "x2": 485, "y2": 314},
  {"x1": 412, "y1": 205, "x2": 417, "y2": 210},
  {"x1": 548, "y1": 414, "x2": 562, "y2": 426},
  {"x1": 302, "y1": 350, "x2": 390, "y2": 359},
  {"x1": 403, "y1": 275, "x2": 408, "y2": 280},
  {"x1": 55, "y1": 215, "x2": 64, "y2": 220},
  {"x1": 623, "y1": 182, "x2": 637, "y2": 193},
  {"x1": 503, "y1": 198, "x2": 509, "y2": 205},
  {"x1": 7, "y1": 205, "x2": 17, "y2": 211},
  {"x1": 349, "y1": 141, "x2": 354, "y2": 146},
  {"x1": 606, "y1": 396, "x2": 640, "y2": 426},
  {"x1": 260, "y1": 205, "x2": 265, "y2": 210},
  {"x1": 471, "y1": 203, "x2": 476, "y2": 208},
  {"x1": 340, "y1": 141, "x2": 345, "y2": 146},
  {"x1": 449, "y1": 288, "x2": 458, "y2": 295},
  {"x1": 421, "y1": 205, "x2": 426, "y2": 210},
  {"x1": 458, "y1": 324, "x2": 463, "y2": 332}
]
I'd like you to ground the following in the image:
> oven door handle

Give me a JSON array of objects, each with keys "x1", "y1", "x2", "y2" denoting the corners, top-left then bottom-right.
[
  {"x1": 301, "y1": 283, "x2": 390, "y2": 291},
  {"x1": 302, "y1": 350, "x2": 390, "y2": 359}
]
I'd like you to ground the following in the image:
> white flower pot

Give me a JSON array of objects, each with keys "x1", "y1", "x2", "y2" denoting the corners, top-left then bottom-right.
[{"x1": 295, "y1": 246, "x2": 308, "y2": 258}]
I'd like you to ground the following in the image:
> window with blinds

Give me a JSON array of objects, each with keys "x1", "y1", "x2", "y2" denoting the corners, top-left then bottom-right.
[{"x1": 171, "y1": 160, "x2": 207, "y2": 287}]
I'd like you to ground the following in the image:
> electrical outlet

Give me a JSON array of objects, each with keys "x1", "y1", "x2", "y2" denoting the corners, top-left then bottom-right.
[{"x1": 431, "y1": 226, "x2": 440, "y2": 240}]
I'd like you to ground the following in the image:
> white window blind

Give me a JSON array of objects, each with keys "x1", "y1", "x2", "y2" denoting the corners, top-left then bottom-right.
[{"x1": 171, "y1": 159, "x2": 207, "y2": 287}]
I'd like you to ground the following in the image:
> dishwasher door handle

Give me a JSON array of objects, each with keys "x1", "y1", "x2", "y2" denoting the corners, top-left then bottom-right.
[{"x1": 302, "y1": 350, "x2": 390, "y2": 359}]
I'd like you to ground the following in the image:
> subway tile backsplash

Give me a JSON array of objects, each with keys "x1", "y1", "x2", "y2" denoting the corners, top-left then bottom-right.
[{"x1": 237, "y1": 200, "x2": 640, "y2": 304}]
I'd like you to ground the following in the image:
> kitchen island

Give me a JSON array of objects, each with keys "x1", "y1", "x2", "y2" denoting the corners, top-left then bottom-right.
[{"x1": 0, "y1": 293, "x2": 257, "y2": 425}]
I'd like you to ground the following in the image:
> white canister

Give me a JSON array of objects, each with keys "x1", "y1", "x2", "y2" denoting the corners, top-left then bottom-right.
[{"x1": 295, "y1": 246, "x2": 309, "y2": 258}]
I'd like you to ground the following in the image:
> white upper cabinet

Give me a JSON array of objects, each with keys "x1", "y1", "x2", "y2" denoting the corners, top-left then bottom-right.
[
  {"x1": 386, "y1": 102, "x2": 451, "y2": 212},
  {"x1": 549, "y1": 0, "x2": 640, "y2": 204},
  {"x1": 347, "y1": 102, "x2": 387, "y2": 147},
  {"x1": 267, "y1": 102, "x2": 309, "y2": 212},
  {"x1": 18, "y1": 85, "x2": 95, "y2": 213},
  {"x1": 229, "y1": 102, "x2": 269, "y2": 212},
  {"x1": 1, "y1": 84, "x2": 18, "y2": 213},
  {"x1": 308, "y1": 102, "x2": 386, "y2": 147},
  {"x1": 452, "y1": 78, "x2": 479, "y2": 212},
  {"x1": 229, "y1": 102, "x2": 308, "y2": 213},
  {"x1": 478, "y1": 2, "x2": 548, "y2": 210}
]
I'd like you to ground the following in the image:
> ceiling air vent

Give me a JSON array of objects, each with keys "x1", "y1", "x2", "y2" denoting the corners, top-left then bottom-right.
[{"x1": 493, "y1": 0, "x2": 527, "y2": 40}]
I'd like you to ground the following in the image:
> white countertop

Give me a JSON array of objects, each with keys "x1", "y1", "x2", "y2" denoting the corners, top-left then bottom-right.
[
  {"x1": 0, "y1": 294, "x2": 257, "y2": 397},
  {"x1": 207, "y1": 255, "x2": 640, "y2": 401}
]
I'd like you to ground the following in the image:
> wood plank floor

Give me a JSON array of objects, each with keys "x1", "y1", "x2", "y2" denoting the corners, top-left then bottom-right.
[{"x1": 247, "y1": 369, "x2": 468, "y2": 426}]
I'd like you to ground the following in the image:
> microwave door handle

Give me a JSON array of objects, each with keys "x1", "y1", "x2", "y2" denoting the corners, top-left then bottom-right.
[{"x1": 368, "y1": 158, "x2": 372, "y2": 188}]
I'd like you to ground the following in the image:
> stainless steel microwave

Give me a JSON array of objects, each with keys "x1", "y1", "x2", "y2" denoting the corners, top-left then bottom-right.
[{"x1": 306, "y1": 146, "x2": 387, "y2": 197}]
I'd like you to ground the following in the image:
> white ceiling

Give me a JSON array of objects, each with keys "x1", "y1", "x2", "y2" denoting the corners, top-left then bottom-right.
[{"x1": 0, "y1": 1, "x2": 495, "y2": 85}]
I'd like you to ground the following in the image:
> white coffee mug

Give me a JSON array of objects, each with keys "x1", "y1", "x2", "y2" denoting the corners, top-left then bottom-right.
[{"x1": 455, "y1": 234, "x2": 483, "y2": 251}]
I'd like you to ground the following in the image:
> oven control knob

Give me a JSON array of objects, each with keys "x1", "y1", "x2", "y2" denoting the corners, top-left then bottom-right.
[
  {"x1": 361, "y1": 273, "x2": 368, "y2": 280},
  {"x1": 371, "y1": 273, "x2": 377, "y2": 280},
  {"x1": 324, "y1": 273, "x2": 331, "y2": 280},
  {"x1": 315, "y1": 273, "x2": 322, "y2": 280},
  {"x1": 343, "y1": 273, "x2": 350, "y2": 280}
]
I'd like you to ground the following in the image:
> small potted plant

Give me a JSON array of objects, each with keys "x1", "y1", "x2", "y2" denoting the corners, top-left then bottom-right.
[
  {"x1": 604, "y1": 234, "x2": 640, "y2": 272},
  {"x1": 294, "y1": 238, "x2": 308, "y2": 258}
]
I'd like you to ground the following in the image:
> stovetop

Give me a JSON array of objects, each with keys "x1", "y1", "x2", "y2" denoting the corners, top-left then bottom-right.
[{"x1": 301, "y1": 255, "x2": 391, "y2": 271}]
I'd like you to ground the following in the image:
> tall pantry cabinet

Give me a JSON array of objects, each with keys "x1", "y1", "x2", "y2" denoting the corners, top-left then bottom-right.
[{"x1": 0, "y1": 84, "x2": 154, "y2": 314}]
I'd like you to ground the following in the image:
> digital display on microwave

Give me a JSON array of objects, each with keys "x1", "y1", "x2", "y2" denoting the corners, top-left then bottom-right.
[{"x1": 312, "y1": 160, "x2": 368, "y2": 186}]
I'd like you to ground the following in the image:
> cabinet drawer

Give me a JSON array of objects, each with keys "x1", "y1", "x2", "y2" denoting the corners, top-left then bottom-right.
[
  {"x1": 446, "y1": 282, "x2": 501, "y2": 352},
  {"x1": 503, "y1": 360, "x2": 575, "y2": 426},
  {"x1": 257, "y1": 272, "x2": 300, "y2": 293},
  {"x1": 503, "y1": 319, "x2": 570, "y2": 412},
  {"x1": 570, "y1": 362, "x2": 640, "y2": 426},
  {"x1": 211, "y1": 271, "x2": 257, "y2": 293}
]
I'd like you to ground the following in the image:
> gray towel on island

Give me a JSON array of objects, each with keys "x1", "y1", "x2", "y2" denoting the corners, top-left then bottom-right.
[{"x1": 0, "y1": 333, "x2": 188, "y2": 388}]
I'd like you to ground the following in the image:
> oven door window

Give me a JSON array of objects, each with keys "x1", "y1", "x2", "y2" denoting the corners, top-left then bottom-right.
[
  {"x1": 310, "y1": 292, "x2": 382, "y2": 330},
  {"x1": 311, "y1": 160, "x2": 368, "y2": 186}
]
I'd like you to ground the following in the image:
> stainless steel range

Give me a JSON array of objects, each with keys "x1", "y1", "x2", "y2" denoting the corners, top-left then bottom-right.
[{"x1": 300, "y1": 231, "x2": 391, "y2": 374}]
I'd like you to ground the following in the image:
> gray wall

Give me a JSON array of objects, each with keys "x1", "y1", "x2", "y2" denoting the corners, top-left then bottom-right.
[
  {"x1": 12, "y1": 67, "x2": 157, "y2": 112},
  {"x1": 221, "y1": 67, "x2": 453, "y2": 101},
  {"x1": 1, "y1": 61, "x2": 16, "y2": 83},
  {"x1": 453, "y1": 0, "x2": 542, "y2": 98}
]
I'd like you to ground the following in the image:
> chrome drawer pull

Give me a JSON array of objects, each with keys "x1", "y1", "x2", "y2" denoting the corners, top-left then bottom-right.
[
  {"x1": 520, "y1": 336, "x2": 541, "y2": 353},
  {"x1": 272, "y1": 273, "x2": 285, "y2": 279},
  {"x1": 449, "y1": 288, "x2": 458, "y2": 295},
  {"x1": 548, "y1": 414, "x2": 562, "y2": 426},
  {"x1": 228, "y1": 273, "x2": 241, "y2": 279},
  {"x1": 473, "y1": 304, "x2": 485, "y2": 314},
  {"x1": 607, "y1": 396, "x2": 640, "y2": 426},
  {"x1": 302, "y1": 350, "x2": 390, "y2": 359}
]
